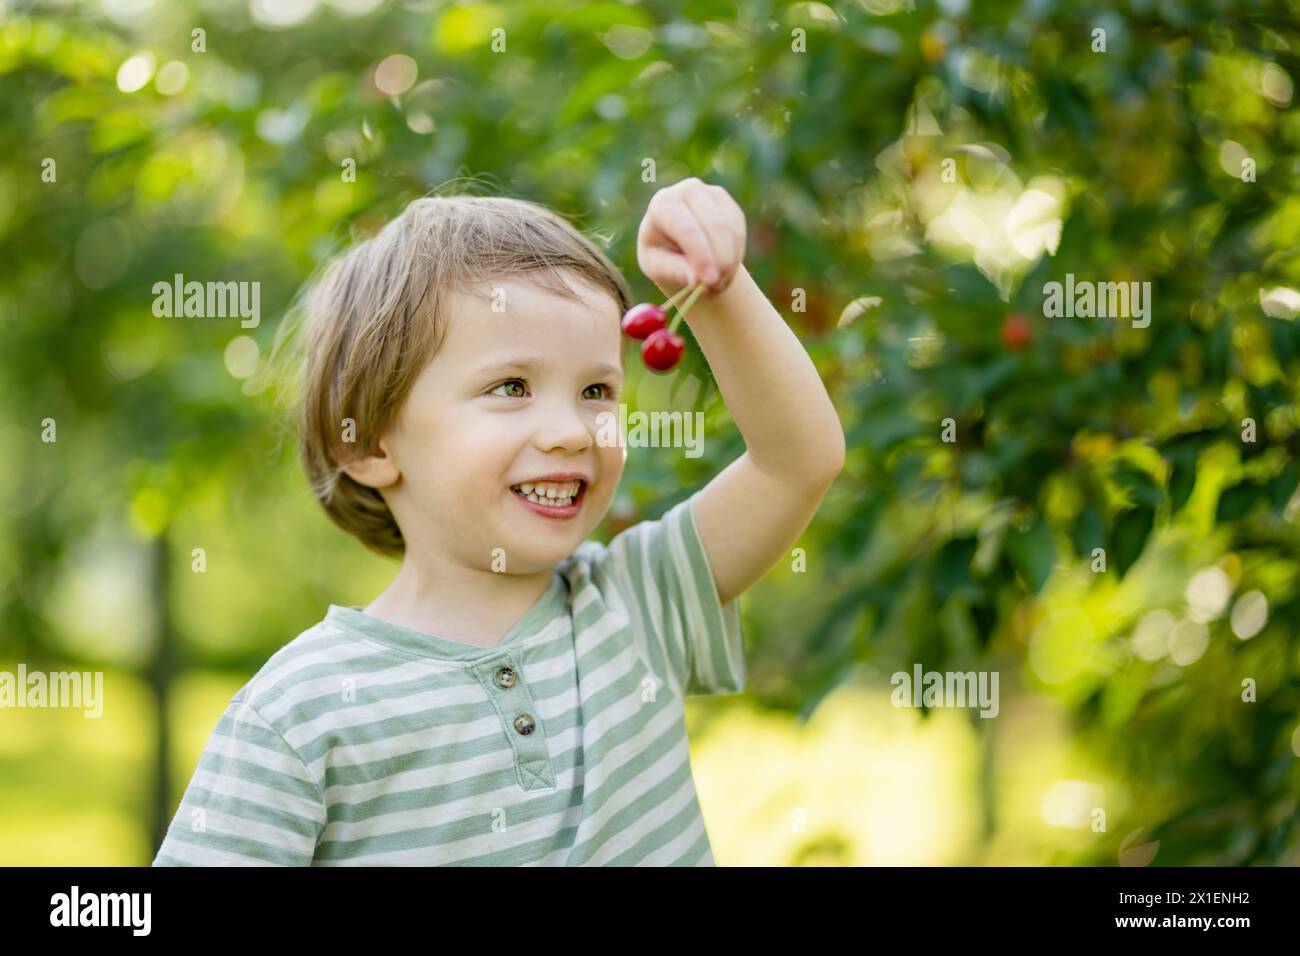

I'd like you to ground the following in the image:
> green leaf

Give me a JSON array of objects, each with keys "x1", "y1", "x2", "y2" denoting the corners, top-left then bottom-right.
[
  {"x1": 1112, "y1": 461, "x2": 1164, "y2": 509},
  {"x1": 1071, "y1": 503, "x2": 1105, "y2": 558},
  {"x1": 1215, "y1": 481, "x2": 1259, "y2": 523},
  {"x1": 933, "y1": 536, "x2": 978, "y2": 603},
  {"x1": 1006, "y1": 516, "x2": 1055, "y2": 593},
  {"x1": 1110, "y1": 505, "x2": 1155, "y2": 577},
  {"x1": 1267, "y1": 461, "x2": 1300, "y2": 516},
  {"x1": 1168, "y1": 457, "x2": 1196, "y2": 512}
]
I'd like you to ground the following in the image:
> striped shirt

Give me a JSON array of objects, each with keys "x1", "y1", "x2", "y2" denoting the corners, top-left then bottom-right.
[{"x1": 152, "y1": 492, "x2": 745, "y2": 866}]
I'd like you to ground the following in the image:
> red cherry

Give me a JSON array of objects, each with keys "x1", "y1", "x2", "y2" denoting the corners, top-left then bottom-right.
[
  {"x1": 641, "y1": 328, "x2": 685, "y2": 372},
  {"x1": 621, "y1": 303, "x2": 667, "y2": 340},
  {"x1": 1000, "y1": 312, "x2": 1032, "y2": 351}
]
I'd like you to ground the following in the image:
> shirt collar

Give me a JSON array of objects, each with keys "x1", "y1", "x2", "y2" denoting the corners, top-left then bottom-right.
[{"x1": 324, "y1": 571, "x2": 568, "y2": 662}]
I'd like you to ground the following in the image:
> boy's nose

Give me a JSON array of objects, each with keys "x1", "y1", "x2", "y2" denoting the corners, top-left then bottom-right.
[{"x1": 532, "y1": 404, "x2": 594, "y2": 453}]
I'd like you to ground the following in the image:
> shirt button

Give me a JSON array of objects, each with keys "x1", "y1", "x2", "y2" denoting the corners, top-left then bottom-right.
[
  {"x1": 494, "y1": 666, "x2": 517, "y2": 689},
  {"x1": 513, "y1": 713, "x2": 535, "y2": 735}
]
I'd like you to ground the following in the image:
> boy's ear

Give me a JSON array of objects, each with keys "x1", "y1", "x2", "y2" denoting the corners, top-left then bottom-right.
[{"x1": 339, "y1": 436, "x2": 401, "y2": 490}]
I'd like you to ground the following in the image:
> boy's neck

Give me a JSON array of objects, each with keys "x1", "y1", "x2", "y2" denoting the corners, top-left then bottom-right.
[{"x1": 362, "y1": 553, "x2": 555, "y2": 649}]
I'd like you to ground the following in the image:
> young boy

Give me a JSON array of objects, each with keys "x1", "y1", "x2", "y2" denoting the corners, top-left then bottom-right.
[{"x1": 153, "y1": 178, "x2": 845, "y2": 866}]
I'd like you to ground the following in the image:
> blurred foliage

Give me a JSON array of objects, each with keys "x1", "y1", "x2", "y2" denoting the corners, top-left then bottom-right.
[{"x1": 1, "y1": 0, "x2": 1299, "y2": 865}]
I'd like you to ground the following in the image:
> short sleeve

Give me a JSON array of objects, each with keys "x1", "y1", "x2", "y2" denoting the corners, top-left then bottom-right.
[
  {"x1": 152, "y1": 694, "x2": 326, "y2": 866},
  {"x1": 600, "y1": 492, "x2": 746, "y2": 697}
]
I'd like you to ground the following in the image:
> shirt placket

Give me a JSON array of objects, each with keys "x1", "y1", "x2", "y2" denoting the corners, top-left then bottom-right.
[{"x1": 470, "y1": 653, "x2": 557, "y2": 792}]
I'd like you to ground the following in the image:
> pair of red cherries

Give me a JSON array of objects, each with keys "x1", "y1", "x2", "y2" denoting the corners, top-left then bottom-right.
[{"x1": 619, "y1": 281, "x2": 706, "y2": 372}]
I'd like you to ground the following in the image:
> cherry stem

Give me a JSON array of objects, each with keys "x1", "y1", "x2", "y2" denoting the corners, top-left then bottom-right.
[
  {"x1": 661, "y1": 284, "x2": 692, "y2": 311},
  {"x1": 667, "y1": 282, "x2": 705, "y2": 333}
]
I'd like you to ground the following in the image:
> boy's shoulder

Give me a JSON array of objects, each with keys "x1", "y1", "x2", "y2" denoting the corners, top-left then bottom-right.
[
  {"x1": 558, "y1": 497, "x2": 697, "y2": 584},
  {"x1": 552, "y1": 498, "x2": 698, "y2": 619},
  {"x1": 225, "y1": 612, "x2": 379, "y2": 728}
]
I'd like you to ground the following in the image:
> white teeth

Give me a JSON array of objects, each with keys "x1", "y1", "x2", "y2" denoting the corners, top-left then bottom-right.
[
  {"x1": 512, "y1": 479, "x2": 581, "y2": 498},
  {"x1": 524, "y1": 491, "x2": 574, "y2": 507}
]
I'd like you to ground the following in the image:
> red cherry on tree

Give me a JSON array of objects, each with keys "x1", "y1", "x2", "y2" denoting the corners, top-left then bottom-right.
[
  {"x1": 620, "y1": 303, "x2": 666, "y2": 340},
  {"x1": 641, "y1": 328, "x2": 685, "y2": 372},
  {"x1": 1000, "y1": 312, "x2": 1032, "y2": 351},
  {"x1": 623, "y1": 281, "x2": 704, "y2": 372}
]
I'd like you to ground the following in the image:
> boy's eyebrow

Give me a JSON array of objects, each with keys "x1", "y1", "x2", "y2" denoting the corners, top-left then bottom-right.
[{"x1": 471, "y1": 358, "x2": 623, "y2": 379}]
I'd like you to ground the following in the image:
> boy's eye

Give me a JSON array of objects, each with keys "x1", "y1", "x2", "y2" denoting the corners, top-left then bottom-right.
[
  {"x1": 490, "y1": 378, "x2": 528, "y2": 398},
  {"x1": 489, "y1": 379, "x2": 619, "y2": 400},
  {"x1": 584, "y1": 383, "x2": 619, "y2": 401}
]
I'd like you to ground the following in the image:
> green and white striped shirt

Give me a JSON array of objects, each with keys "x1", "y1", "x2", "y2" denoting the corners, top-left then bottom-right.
[{"x1": 153, "y1": 493, "x2": 745, "y2": 866}]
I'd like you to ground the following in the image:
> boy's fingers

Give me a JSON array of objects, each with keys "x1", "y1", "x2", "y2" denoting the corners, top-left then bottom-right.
[
  {"x1": 655, "y1": 192, "x2": 718, "y2": 285},
  {"x1": 685, "y1": 191, "x2": 735, "y2": 285},
  {"x1": 696, "y1": 188, "x2": 745, "y2": 288},
  {"x1": 639, "y1": 245, "x2": 694, "y2": 289},
  {"x1": 707, "y1": 185, "x2": 748, "y2": 265}
]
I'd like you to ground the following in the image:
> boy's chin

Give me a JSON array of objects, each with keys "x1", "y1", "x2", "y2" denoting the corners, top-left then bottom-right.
[{"x1": 494, "y1": 531, "x2": 583, "y2": 569}]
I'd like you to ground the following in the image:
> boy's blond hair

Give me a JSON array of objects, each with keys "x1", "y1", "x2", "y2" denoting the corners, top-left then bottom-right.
[{"x1": 292, "y1": 193, "x2": 632, "y2": 558}]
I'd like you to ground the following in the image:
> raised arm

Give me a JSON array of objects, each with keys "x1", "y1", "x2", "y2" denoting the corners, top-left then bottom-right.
[{"x1": 636, "y1": 178, "x2": 846, "y2": 605}]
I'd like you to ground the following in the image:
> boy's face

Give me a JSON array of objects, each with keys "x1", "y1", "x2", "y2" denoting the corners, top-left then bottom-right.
[{"x1": 365, "y1": 271, "x2": 627, "y2": 573}]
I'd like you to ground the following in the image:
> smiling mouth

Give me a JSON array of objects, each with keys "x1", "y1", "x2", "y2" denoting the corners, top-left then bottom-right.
[{"x1": 509, "y1": 480, "x2": 586, "y2": 509}]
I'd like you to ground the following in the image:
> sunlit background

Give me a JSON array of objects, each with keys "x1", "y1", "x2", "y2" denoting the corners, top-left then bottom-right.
[{"x1": 2, "y1": 0, "x2": 1299, "y2": 866}]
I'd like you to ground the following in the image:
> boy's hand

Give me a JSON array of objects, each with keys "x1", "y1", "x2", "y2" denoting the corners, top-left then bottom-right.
[{"x1": 636, "y1": 177, "x2": 747, "y2": 298}]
